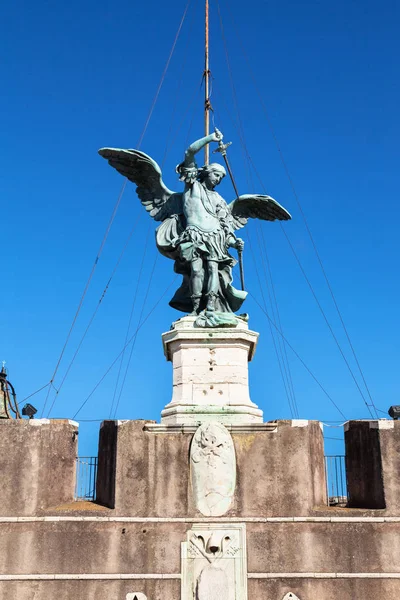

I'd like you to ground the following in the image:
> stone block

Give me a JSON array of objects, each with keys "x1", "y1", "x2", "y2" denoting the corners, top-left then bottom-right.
[
  {"x1": 0, "y1": 419, "x2": 78, "y2": 516},
  {"x1": 233, "y1": 420, "x2": 327, "y2": 516},
  {"x1": 345, "y1": 419, "x2": 400, "y2": 512}
]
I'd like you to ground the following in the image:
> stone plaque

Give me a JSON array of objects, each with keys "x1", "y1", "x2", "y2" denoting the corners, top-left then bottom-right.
[
  {"x1": 181, "y1": 523, "x2": 247, "y2": 600},
  {"x1": 190, "y1": 422, "x2": 236, "y2": 516}
]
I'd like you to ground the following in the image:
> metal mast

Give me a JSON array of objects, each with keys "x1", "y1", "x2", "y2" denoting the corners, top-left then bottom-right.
[
  {"x1": 0, "y1": 365, "x2": 21, "y2": 419},
  {"x1": 204, "y1": 0, "x2": 210, "y2": 164}
]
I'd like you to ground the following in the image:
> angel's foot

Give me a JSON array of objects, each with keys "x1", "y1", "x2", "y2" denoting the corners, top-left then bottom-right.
[
  {"x1": 206, "y1": 292, "x2": 217, "y2": 312},
  {"x1": 190, "y1": 295, "x2": 201, "y2": 315}
]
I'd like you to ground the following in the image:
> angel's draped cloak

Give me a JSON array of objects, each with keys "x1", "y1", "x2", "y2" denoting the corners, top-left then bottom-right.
[{"x1": 155, "y1": 177, "x2": 247, "y2": 314}]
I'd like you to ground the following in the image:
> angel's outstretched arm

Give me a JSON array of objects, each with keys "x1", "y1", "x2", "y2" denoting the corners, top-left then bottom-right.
[{"x1": 183, "y1": 128, "x2": 223, "y2": 167}]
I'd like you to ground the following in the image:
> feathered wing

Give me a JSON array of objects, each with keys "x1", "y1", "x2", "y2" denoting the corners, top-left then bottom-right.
[
  {"x1": 227, "y1": 194, "x2": 291, "y2": 230},
  {"x1": 98, "y1": 148, "x2": 182, "y2": 221}
]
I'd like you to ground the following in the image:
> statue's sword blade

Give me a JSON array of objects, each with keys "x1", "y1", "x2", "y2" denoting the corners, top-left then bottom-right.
[
  {"x1": 237, "y1": 249, "x2": 245, "y2": 292},
  {"x1": 220, "y1": 153, "x2": 245, "y2": 292},
  {"x1": 213, "y1": 138, "x2": 246, "y2": 292}
]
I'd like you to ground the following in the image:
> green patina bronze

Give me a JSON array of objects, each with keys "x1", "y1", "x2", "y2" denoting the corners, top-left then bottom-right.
[{"x1": 99, "y1": 129, "x2": 291, "y2": 327}]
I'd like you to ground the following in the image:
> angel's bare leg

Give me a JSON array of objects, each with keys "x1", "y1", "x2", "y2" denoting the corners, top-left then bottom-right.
[
  {"x1": 206, "y1": 260, "x2": 218, "y2": 311},
  {"x1": 190, "y1": 257, "x2": 204, "y2": 314}
]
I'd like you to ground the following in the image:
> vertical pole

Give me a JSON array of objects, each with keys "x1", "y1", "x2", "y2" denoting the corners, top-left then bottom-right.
[{"x1": 204, "y1": 0, "x2": 210, "y2": 164}]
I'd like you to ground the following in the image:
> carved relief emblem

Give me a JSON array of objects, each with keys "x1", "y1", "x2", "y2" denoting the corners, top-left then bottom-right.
[
  {"x1": 192, "y1": 532, "x2": 236, "y2": 600},
  {"x1": 190, "y1": 422, "x2": 236, "y2": 516},
  {"x1": 182, "y1": 524, "x2": 247, "y2": 600}
]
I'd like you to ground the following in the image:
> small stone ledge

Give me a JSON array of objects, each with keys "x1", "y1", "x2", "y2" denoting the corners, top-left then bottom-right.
[
  {"x1": 143, "y1": 422, "x2": 277, "y2": 433},
  {"x1": 248, "y1": 573, "x2": 400, "y2": 579},
  {"x1": 369, "y1": 419, "x2": 394, "y2": 429},
  {"x1": 343, "y1": 419, "x2": 395, "y2": 431},
  {"x1": 1, "y1": 515, "x2": 399, "y2": 523},
  {"x1": 1, "y1": 572, "x2": 400, "y2": 581}
]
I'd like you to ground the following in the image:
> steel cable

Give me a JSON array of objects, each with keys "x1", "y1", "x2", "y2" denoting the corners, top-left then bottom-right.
[
  {"x1": 39, "y1": 2, "x2": 191, "y2": 417},
  {"x1": 221, "y1": 0, "x2": 378, "y2": 419},
  {"x1": 71, "y1": 276, "x2": 178, "y2": 420},
  {"x1": 46, "y1": 212, "x2": 143, "y2": 418},
  {"x1": 109, "y1": 222, "x2": 152, "y2": 418}
]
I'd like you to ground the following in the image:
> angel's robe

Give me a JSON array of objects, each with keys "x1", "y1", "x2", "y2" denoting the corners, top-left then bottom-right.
[{"x1": 155, "y1": 177, "x2": 247, "y2": 314}]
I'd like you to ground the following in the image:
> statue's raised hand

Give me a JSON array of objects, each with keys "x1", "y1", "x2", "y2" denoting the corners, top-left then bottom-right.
[{"x1": 211, "y1": 128, "x2": 223, "y2": 143}]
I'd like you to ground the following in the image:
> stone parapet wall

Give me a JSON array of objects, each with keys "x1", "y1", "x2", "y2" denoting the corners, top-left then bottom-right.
[
  {"x1": 345, "y1": 419, "x2": 400, "y2": 513},
  {"x1": 96, "y1": 419, "x2": 326, "y2": 516},
  {"x1": 0, "y1": 419, "x2": 78, "y2": 516}
]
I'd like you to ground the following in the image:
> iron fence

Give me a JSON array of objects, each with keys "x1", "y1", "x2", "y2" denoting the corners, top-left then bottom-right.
[
  {"x1": 75, "y1": 456, "x2": 98, "y2": 501},
  {"x1": 325, "y1": 455, "x2": 347, "y2": 506}
]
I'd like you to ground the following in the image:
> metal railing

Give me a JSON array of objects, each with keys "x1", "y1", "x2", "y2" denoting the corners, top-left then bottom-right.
[
  {"x1": 75, "y1": 456, "x2": 98, "y2": 501},
  {"x1": 325, "y1": 455, "x2": 347, "y2": 506}
]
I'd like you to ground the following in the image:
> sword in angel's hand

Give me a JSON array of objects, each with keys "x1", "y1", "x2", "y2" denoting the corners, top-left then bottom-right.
[{"x1": 213, "y1": 135, "x2": 245, "y2": 291}]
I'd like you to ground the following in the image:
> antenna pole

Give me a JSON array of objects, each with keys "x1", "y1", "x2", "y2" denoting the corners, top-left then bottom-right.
[{"x1": 204, "y1": 0, "x2": 210, "y2": 164}]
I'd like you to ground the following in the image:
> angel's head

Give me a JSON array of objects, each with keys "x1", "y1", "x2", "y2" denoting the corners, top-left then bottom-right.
[{"x1": 198, "y1": 163, "x2": 226, "y2": 190}]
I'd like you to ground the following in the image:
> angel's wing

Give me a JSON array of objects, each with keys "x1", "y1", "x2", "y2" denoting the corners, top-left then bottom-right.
[
  {"x1": 228, "y1": 194, "x2": 291, "y2": 230},
  {"x1": 98, "y1": 148, "x2": 182, "y2": 221}
]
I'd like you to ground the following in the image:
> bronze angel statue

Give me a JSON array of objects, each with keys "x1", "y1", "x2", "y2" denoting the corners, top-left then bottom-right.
[{"x1": 99, "y1": 129, "x2": 291, "y2": 327}]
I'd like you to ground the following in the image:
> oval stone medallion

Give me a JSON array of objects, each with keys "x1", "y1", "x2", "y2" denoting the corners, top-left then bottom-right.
[{"x1": 190, "y1": 422, "x2": 236, "y2": 516}]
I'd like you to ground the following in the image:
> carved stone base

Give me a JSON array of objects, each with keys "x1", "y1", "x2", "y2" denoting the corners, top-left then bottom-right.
[{"x1": 161, "y1": 316, "x2": 263, "y2": 425}]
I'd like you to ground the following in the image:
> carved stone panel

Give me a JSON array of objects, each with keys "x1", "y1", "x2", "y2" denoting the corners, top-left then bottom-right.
[
  {"x1": 282, "y1": 594, "x2": 300, "y2": 600},
  {"x1": 181, "y1": 523, "x2": 247, "y2": 600},
  {"x1": 190, "y1": 422, "x2": 236, "y2": 516}
]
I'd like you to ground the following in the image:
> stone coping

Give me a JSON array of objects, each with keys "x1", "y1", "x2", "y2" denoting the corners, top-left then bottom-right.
[
  {"x1": 0, "y1": 419, "x2": 78, "y2": 427},
  {"x1": 1, "y1": 516, "x2": 399, "y2": 523},
  {"x1": 143, "y1": 423, "x2": 277, "y2": 433},
  {"x1": 1, "y1": 572, "x2": 400, "y2": 581},
  {"x1": 161, "y1": 326, "x2": 259, "y2": 361}
]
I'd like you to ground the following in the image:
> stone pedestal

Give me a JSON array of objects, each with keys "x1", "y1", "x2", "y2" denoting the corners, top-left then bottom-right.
[{"x1": 160, "y1": 317, "x2": 263, "y2": 425}]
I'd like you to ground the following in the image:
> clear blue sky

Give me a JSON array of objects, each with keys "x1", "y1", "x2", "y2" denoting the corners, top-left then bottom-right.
[{"x1": 1, "y1": 0, "x2": 399, "y2": 456}]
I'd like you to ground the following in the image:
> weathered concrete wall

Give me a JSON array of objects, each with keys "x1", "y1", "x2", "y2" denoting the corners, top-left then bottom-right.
[
  {"x1": 0, "y1": 419, "x2": 78, "y2": 516},
  {"x1": 248, "y1": 579, "x2": 400, "y2": 600},
  {"x1": 2, "y1": 579, "x2": 400, "y2": 600},
  {"x1": 0, "y1": 579, "x2": 178, "y2": 600},
  {"x1": 1, "y1": 519, "x2": 400, "y2": 575},
  {"x1": 376, "y1": 420, "x2": 400, "y2": 513},
  {"x1": 1, "y1": 519, "x2": 400, "y2": 599},
  {"x1": 96, "y1": 419, "x2": 326, "y2": 517},
  {"x1": 345, "y1": 420, "x2": 400, "y2": 512},
  {"x1": 233, "y1": 420, "x2": 326, "y2": 515}
]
